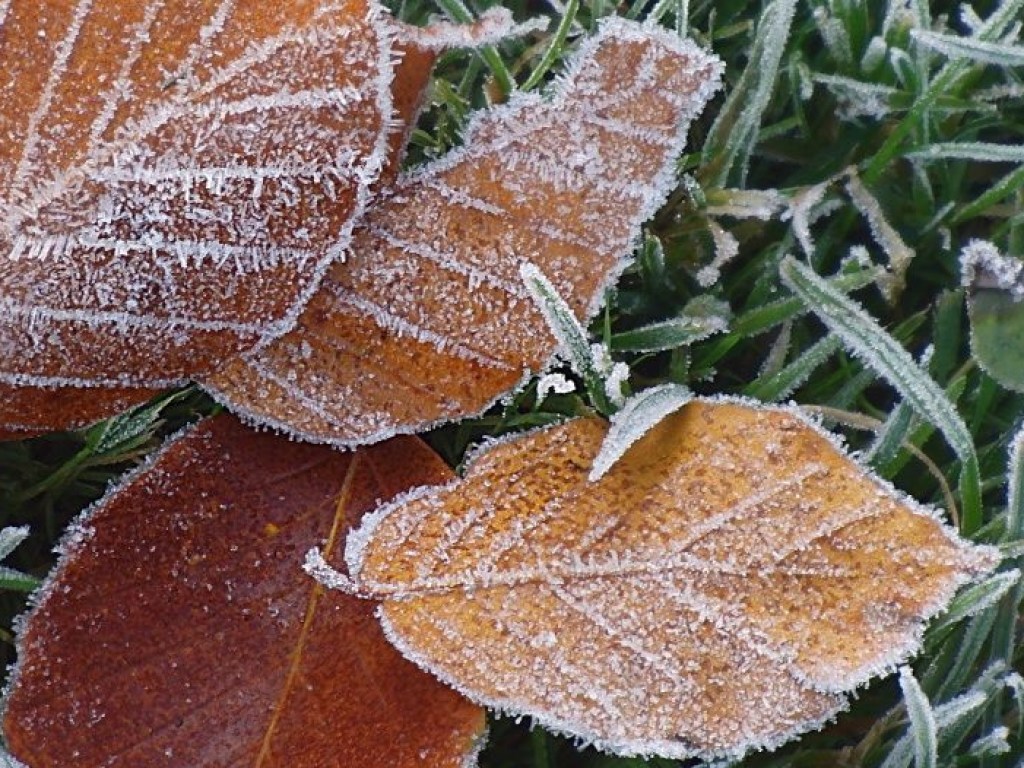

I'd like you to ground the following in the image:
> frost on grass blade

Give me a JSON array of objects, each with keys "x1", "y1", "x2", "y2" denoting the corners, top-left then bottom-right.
[
  {"x1": 0, "y1": 0, "x2": 395, "y2": 388},
  {"x1": 899, "y1": 667, "x2": 938, "y2": 768},
  {"x1": 589, "y1": 383, "x2": 692, "y2": 480},
  {"x1": 201, "y1": 18, "x2": 724, "y2": 446},
  {"x1": 335, "y1": 399, "x2": 997, "y2": 761},
  {"x1": 960, "y1": 239, "x2": 1024, "y2": 393},
  {"x1": 2, "y1": 415, "x2": 485, "y2": 768}
]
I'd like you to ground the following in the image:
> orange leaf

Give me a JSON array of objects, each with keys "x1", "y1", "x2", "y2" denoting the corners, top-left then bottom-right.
[
  {"x1": 3, "y1": 415, "x2": 485, "y2": 767},
  {"x1": 0, "y1": 0, "x2": 393, "y2": 388},
  {"x1": 332, "y1": 400, "x2": 997, "y2": 761},
  {"x1": 200, "y1": 19, "x2": 724, "y2": 445}
]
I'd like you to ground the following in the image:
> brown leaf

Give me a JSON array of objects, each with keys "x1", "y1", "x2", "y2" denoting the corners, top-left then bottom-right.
[
  {"x1": 200, "y1": 19, "x2": 724, "y2": 445},
  {"x1": 0, "y1": 382, "x2": 159, "y2": 439},
  {"x1": 334, "y1": 400, "x2": 998, "y2": 761},
  {"x1": 0, "y1": 0, "x2": 393, "y2": 388},
  {"x1": 3, "y1": 415, "x2": 485, "y2": 767}
]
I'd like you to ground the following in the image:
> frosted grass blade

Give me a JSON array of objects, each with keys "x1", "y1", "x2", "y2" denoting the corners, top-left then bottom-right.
[
  {"x1": 780, "y1": 256, "x2": 982, "y2": 532},
  {"x1": 702, "y1": 0, "x2": 797, "y2": 185},
  {"x1": 522, "y1": 262, "x2": 612, "y2": 414},
  {"x1": 908, "y1": 142, "x2": 1024, "y2": 163},
  {"x1": 744, "y1": 335, "x2": 839, "y2": 402},
  {"x1": 911, "y1": 30, "x2": 1024, "y2": 67},
  {"x1": 610, "y1": 315, "x2": 727, "y2": 352},
  {"x1": 900, "y1": 667, "x2": 938, "y2": 768},
  {"x1": 589, "y1": 383, "x2": 692, "y2": 480}
]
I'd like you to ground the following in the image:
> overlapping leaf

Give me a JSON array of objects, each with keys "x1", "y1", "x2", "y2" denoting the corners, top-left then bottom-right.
[
  {"x1": 327, "y1": 400, "x2": 997, "y2": 761},
  {"x1": 3, "y1": 415, "x2": 485, "y2": 767},
  {"x1": 0, "y1": 0, "x2": 394, "y2": 390},
  {"x1": 200, "y1": 19, "x2": 724, "y2": 445}
]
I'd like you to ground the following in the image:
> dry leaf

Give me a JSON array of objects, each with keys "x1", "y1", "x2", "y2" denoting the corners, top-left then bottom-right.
[
  {"x1": 330, "y1": 399, "x2": 997, "y2": 760},
  {"x1": 3, "y1": 415, "x2": 485, "y2": 767},
  {"x1": 0, "y1": 382, "x2": 160, "y2": 439},
  {"x1": 200, "y1": 19, "x2": 724, "y2": 445},
  {"x1": 0, "y1": 0, "x2": 394, "y2": 389}
]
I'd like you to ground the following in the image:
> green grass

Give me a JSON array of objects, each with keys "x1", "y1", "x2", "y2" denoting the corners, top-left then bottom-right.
[{"x1": 4, "y1": 0, "x2": 1024, "y2": 765}]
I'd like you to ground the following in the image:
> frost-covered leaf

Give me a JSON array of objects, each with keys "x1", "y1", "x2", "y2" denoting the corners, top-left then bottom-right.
[
  {"x1": 0, "y1": 0, "x2": 397, "y2": 389},
  {"x1": 328, "y1": 399, "x2": 996, "y2": 761},
  {"x1": 2, "y1": 415, "x2": 484, "y2": 767},
  {"x1": 200, "y1": 19, "x2": 724, "y2": 445},
  {"x1": 0, "y1": 382, "x2": 158, "y2": 439},
  {"x1": 960, "y1": 239, "x2": 1024, "y2": 393}
]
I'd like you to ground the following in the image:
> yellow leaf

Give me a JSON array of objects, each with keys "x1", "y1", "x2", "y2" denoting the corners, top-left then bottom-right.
[{"x1": 334, "y1": 399, "x2": 998, "y2": 760}]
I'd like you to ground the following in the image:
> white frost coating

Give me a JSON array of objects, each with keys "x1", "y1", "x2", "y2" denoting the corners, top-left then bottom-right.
[
  {"x1": 536, "y1": 372, "x2": 576, "y2": 400},
  {"x1": 845, "y1": 170, "x2": 914, "y2": 298},
  {"x1": 812, "y1": 74, "x2": 896, "y2": 119},
  {"x1": 696, "y1": 221, "x2": 739, "y2": 287},
  {"x1": 329, "y1": 393, "x2": 997, "y2": 761},
  {"x1": 898, "y1": 667, "x2": 938, "y2": 768},
  {"x1": 589, "y1": 383, "x2": 692, "y2": 481},
  {"x1": 0, "y1": 747, "x2": 28, "y2": 768},
  {"x1": 960, "y1": 239, "x2": 1024, "y2": 299},
  {"x1": 1007, "y1": 423, "x2": 1024, "y2": 538},
  {"x1": 303, "y1": 547, "x2": 360, "y2": 594},
  {"x1": 1, "y1": 0, "x2": 399, "y2": 385},
  {"x1": 911, "y1": 28, "x2": 1024, "y2": 66},
  {"x1": 401, "y1": 7, "x2": 548, "y2": 50},
  {"x1": 968, "y1": 726, "x2": 1011, "y2": 756},
  {"x1": 0, "y1": 526, "x2": 30, "y2": 561}
]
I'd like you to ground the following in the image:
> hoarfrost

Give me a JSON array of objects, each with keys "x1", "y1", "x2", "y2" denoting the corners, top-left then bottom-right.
[
  {"x1": 536, "y1": 373, "x2": 576, "y2": 401},
  {"x1": 203, "y1": 18, "x2": 723, "y2": 446},
  {"x1": 845, "y1": 170, "x2": 914, "y2": 299},
  {"x1": 0, "y1": 0, "x2": 396, "y2": 385},
  {"x1": 960, "y1": 239, "x2": 1024, "y2": 299},
  {"x1": 589, "y1": 383, "x2": 692, "y2": 481},
  {"x1": 336, "y1": 398, "x2": 997, "y2": 761}
]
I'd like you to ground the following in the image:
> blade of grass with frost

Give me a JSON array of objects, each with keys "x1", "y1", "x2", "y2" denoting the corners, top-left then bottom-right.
[
  {"x1": 743, "y1": 335, "x2": 839, "y2": 402},
  {"x1": 0, "y1": 527, "x2": 39, "y2": 592},
  {"x1": 521, "y1": 0, "x2": 578, "y2": 91},
  {"x1": 911, "y1": 30, "x2": 1024, "y2": 67},
  {"x1": 521, "y1": 262, "x2": 613, "y2": 415},
  {"x1": 927, "y1": 571, "x2": 1021, "y2": 636},
  {"x1": 865, "y1": 402, "x2": 915, "y2": 469},
  {"x1": 881, "y1": 671, "x2": 1005, "y2": 768},
  {"x1": 779, "y1": 256, "x2": 982, "y2": 534},
  {"x1": 698, "y1": 264, "x2": 880, "y2": 368},
  {"x1": 907, "y1": 142, "x2": 1024, "y2": 163},
  {"x1": 865, "y1": 0, "x2": 1024, "y2": 182},
  {"x1": 700, "y1": 0, "x2": 797, "y2": 186},
  {"x1": 432, "y1": 0, "x2": 515, "y2": 96},
  {"x1": 610, "y1": 314, "x2": 727, "y2": 352},
  {"x1": 901, "y1": 667, "x2": 938, "y2": 768},
  {"x1": 588, "y1": 384, "x2": 692, "y2": 480},
  {"x1": 953, "y1": 165, "x2": 1024, "y2": 223}
]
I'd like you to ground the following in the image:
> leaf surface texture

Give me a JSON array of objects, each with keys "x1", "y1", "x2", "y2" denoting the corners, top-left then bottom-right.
[
  {"x1": 202, "y1": 19, "x2": 724, "y2": 445},
  {"x1": 343, "y1": 400, "x2": 998, "y2": 760},
  {"x1": 3, "y1": 415, "x2": 485, "y2": 767}
]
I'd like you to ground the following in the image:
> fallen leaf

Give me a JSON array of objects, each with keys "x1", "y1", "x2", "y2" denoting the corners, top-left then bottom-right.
[
  {"x1": 3, "y1": 415, "x2": 485, "y2": 767},
  {"x1": 334, "y1": 399, "x2": 998, "y2": 761},
  {"x1": 0, "y1": 0, "x2": 394, "y2": 389},
  {"x1": 0, "y1": 382, "x2": 160, "y2": 439},
  {"x1": 200, "y1": 19, "x2": 724, "y2": 445}
]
